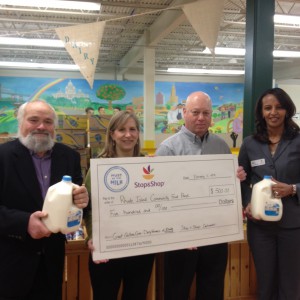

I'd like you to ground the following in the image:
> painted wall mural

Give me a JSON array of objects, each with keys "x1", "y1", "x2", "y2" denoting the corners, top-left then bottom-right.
[{"x1": 0, "y1": 77, "x2": 244, "y2": 146}]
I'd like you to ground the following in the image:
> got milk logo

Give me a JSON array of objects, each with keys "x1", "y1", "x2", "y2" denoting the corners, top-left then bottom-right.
[
  {"x1": 143, "y1": 165, "x2": 154, "y2": 180},
  {"x1": 104, "y1": 166, "x2": 129, "y2": 192}
]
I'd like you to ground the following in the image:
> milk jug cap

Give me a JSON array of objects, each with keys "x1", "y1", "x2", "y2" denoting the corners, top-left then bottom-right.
[
  {"x1": 62, "y1": 175, "x2": 72, "y2": 182},
  {"x1": 263, "y1": 175, "x2": 272, "y2": 180}
]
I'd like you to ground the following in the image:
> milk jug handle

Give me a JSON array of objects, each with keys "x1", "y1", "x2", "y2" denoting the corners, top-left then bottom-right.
[
  {"x1": 70, "y1": 183, "x2": 79, "y2": 202},
  {"x1": 72, "y1": 183, "x2": 80, "y2": 190},
  {"x1": 70, "y1": 183, "x2": 84, "y2": 206}
]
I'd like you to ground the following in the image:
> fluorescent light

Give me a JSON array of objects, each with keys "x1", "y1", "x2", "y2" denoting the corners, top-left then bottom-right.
[
  {"x1": 167, "y1": 68, "x2": 245, "y2": 75},
  {"x1": 224, "y1": 14, "x2": 300, "y2": 28},
  {"x1": 0, "y1": 37, "x2": 93, "y2": 48},
  {"x1": 0, "y1": 61, "x2": 80, "y2": 70},
  {"x1": 202, "y1": 47, "x2": 300, "y2": 58},
  {"x1": 3, "y1": 39, "x2": 299, "y2": 58},
  {"x1": 273, "y1": 50, "x2": 300, "y2": 58},
  {"x1": 0, "y1": 0, "x2": 101, "y2": 11},
  {"x1": 203, "y1": 47, "x2": 245, "y2": 56},
  {"x1": 274, "y1": 14, "x2": 300, "y2": 25},
  {"x1": 167, "y1": 48, "x2": 300, "y2": 75},
  {"x1": 0, "y1": 37, "x2": 64, "y2": 48}
]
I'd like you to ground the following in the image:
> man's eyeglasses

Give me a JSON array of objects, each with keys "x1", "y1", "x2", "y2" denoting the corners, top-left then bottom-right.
[{"x1": 188, "y1": 110, "x2": 211, "y2": 118}]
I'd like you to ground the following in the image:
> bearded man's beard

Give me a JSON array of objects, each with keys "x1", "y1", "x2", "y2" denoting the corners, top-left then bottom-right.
[{"x1": 18, "y1": 130, "x2": 55, "y2": 153}]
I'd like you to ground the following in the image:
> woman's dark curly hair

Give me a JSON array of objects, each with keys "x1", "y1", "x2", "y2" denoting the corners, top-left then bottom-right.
[{"x1": 254, "y1": 87, "x2": 299, "y2": 143}]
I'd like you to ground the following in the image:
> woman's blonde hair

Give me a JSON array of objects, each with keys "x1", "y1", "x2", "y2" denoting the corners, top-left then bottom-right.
[{"x1": 99, "y1": 110, "x2": 141, "y2": 158}]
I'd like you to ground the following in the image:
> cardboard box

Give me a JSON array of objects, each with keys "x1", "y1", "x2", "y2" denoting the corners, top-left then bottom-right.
[
  {"x1": 75, "y1": 148, "x2": 90, "y2": 169},
  {"x1": 0, "y1": 135, "x2": 17, "y2": 144},
  {"x1": 81, "y1": 167, "x2": 87, "y2": 180},
  {"x1": 89, "y1": 130, "x2": 106, "y2": 147},
  {"x1": 88, "y1": 115, "x2": 111, "y2": 131},
  {"x1": 90, "y1": 146, "x2": 105, "y2": 158},
  {"x1": 57, "y1": 115, "x2": 87, "y2": 130},
  {"x1": 55, "y1": 129, "x2": 86, "y2": 149}
]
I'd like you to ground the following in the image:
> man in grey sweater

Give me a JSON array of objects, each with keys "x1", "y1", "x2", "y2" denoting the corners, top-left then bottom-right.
[{"x1": 156, "y1": 91, "x2": 245, "y2": 300}]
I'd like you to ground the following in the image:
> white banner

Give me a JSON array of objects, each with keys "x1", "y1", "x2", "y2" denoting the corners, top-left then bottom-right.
[
  {"x1": 55, "y1": 21, "x2": 106, "y2": 88},
  {"x1": 183, "y1": 0, "x2": 225, "y2": 50}
]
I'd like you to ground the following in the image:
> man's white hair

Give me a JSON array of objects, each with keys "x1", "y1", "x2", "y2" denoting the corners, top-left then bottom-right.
[
  {"x1": 17, "y1": 100, "x2": 57, "y2": 153},
  {"x1": 17, "y1": 100, "x2": 58, "y2": 129}
]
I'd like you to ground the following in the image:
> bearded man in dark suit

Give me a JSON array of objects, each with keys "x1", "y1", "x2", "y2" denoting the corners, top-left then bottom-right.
[{"x1": 0, "y1": 100, "x2": 89, "y2": 300}]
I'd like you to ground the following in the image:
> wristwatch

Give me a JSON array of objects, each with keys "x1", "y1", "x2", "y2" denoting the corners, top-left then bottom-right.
[{"x1": 292, "y1": 184, "x2": 297, "y2": 196}]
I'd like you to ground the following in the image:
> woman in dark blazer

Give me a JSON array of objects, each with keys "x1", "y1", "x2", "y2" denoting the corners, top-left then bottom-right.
[{"x1": 238, "y1": 88, "x2": 300, "y2": 300}]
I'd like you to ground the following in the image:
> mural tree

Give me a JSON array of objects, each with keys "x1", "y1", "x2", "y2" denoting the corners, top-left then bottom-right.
[{"x1": 96, "y1": 84, "x2": 126, "y2": 110}]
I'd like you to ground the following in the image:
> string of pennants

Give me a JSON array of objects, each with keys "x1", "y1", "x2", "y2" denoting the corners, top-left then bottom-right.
[{"x1": 54, "y1": 0, "x2": 224, "y2": 88}]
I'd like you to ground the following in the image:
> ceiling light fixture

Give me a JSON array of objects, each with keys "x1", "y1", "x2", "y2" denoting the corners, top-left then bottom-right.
[
  {"x1": 202, "y1": 47, "x2": 300, "y2": 58},
  {"x1": 0, "y1": 61, "x2": 80, "y2": 70},
  {"x1": 274, "y1": 14, "x2": 300, "y2": 25},
  {"x1": 0, "y1": 37, "x2": 64, "y2": 48},
  {"x1": 202, "y1": 47, "x2": 245, "y2": 56},
  {"x1": 167, "y1": 68, "x2": 245, "y2": 75},
  {"x1": 273, "y1": 50, "x2": 300, "y2": 57},
  {"x1": 0, "y1": 0, "x2": 101, "y2": 11},
  {"x1": 3, "y1": 39, "x2": 300, "y2": 59},
  {"x1": 224, "y1": 14, "x2": 300, "y2": 27}
]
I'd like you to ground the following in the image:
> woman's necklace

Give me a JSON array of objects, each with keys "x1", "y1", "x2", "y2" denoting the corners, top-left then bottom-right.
[
  {"x1": 269, "y1": 136, "x2": 281, "y2": 145},
  {"x1": 269, "y1": 138, "x2": 281, "y2": 157},
  {"x1": 270, "y1": 139, "x2": 281, "y2": 145}
]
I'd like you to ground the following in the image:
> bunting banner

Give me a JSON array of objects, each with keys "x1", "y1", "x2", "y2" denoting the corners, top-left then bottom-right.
[
  {"x1": 182, "y1": 0, "x2": 225, "y2": 51},
  {"x1": 55, "y1": 21, "x2": 106, "y2": 89}
]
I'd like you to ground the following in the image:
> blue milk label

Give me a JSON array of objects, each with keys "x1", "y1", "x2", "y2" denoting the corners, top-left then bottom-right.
[
  {"x1": 67, "y1": 210, "x2": 82, "y2": 228},
  {"x1": 264, "y1": 202, "x2": 280, "y2": 216}
]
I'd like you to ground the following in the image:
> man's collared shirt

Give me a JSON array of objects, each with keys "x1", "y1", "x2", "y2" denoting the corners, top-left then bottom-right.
[
  {"x1": 31, "y1": 151, "x2": 52, "y2": 199},
  {"x1": 155, "y1": 125, "x2": 231, "y2": 156}
]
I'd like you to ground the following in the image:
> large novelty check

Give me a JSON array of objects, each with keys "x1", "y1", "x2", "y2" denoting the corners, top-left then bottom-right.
[{"x1": 90, "y1": 154, "x2": 244, "y2": 260}]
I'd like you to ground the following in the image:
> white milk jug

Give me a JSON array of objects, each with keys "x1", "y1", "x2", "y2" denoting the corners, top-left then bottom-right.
[
  {"x1": 251, "y1": 175, "x2": 283, "y2": 221},
  {"x1": 42, "y1": 175, "x2": 83, "y2": 234}
]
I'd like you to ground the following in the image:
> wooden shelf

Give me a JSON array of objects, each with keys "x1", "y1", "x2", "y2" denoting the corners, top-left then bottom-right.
[
  {"x1": 63, "y1": 234, "x2": 257, "y2": 300},
  {"x1": 63, "y1": 240, "x2": 92, "y2": 300}
]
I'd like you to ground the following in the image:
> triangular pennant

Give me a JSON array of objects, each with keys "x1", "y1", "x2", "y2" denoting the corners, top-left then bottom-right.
[
  {"x1": 55, "y1": 21, "x2": 106, "y2": 89},
  {"x1": 183, "y1": 0, "x2": 225, "y2": 50}
]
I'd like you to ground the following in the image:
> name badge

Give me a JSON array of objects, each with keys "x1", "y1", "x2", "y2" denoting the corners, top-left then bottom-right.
[{"x1": 251, "y1": 158, "x2": 265, "y2": 167}]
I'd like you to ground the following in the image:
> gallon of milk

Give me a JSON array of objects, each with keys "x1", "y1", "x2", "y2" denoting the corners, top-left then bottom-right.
[
  {"x1": 42, "y1": 175, "x2": 83, "y2": 234},
  {"x1": 251, "y1": 175, "x2": 283, "y2": 221}
]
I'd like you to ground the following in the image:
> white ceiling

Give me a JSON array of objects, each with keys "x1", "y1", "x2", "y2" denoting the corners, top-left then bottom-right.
[{"x1": 0, "y1": 0, "x2": 300, "y2": 80}]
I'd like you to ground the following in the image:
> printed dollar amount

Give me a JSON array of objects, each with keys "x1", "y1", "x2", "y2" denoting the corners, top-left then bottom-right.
[{"x1": 209, "y1": 185, "x2": 234, "y2": 196}]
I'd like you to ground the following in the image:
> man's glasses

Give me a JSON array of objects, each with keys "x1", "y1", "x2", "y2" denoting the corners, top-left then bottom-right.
[{"x1": 188, "y1": 110, "x2": 211, "y2": 118}]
